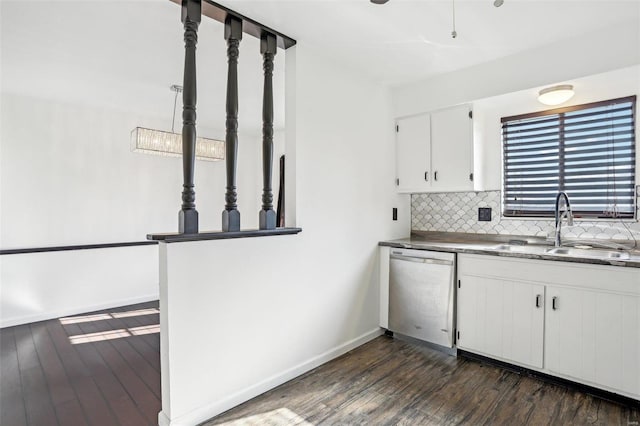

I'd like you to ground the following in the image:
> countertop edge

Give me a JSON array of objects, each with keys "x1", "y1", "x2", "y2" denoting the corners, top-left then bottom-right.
[{"x1": 378, "y1": 240, "x2": 640, "y2": 269}]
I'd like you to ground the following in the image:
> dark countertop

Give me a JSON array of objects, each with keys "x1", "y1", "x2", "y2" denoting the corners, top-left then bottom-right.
[{"x1": 379, "y1": 231, "x2": 640, "y2": 269}]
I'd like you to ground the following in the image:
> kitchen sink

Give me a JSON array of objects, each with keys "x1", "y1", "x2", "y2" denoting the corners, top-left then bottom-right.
[
  {"x1": 485, "y1": 243, "x2": 633, "y2": 260},
  {"x1": 487, "y1": 244, "x2": 549, "y2": 254},
  {"x1": 544, "y1": 247, "x2": 631, "y2": 260}
]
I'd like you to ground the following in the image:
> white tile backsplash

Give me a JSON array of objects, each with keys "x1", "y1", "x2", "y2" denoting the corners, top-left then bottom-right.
[{"x1": 412, "y1": 190, "x2": 640, "y2": 241}]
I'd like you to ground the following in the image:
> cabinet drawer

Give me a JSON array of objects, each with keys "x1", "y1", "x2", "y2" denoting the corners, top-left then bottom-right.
[{"x1": 458, "y1": 254, "x2": 640, "y2": 295}]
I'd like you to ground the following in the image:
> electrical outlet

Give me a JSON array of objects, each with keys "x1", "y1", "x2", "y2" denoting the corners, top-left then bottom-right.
[{"x1": 478, "y1": 207, "x2": 492, "y2": 222}]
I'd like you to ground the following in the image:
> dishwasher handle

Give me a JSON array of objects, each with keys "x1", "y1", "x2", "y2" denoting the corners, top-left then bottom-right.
[{"x1": 390, "y1": 254, "x2": 453, "y2": 266}]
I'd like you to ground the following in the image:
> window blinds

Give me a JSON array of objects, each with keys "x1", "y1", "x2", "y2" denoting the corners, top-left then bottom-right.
[{"x1": 502, "y1": 96, "x2": 636, "y2": 218}]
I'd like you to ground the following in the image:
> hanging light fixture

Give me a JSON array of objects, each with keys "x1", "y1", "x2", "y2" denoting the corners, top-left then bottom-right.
[
  {"x1": 537, "y1": 84, "x2": 575, "y2": 106},
  {"x1": 451, "y1": 0, "x2": 457, "y2": 38},
  {"x1": 131, "y1": 85, "x2": 224, "y2": 161}
]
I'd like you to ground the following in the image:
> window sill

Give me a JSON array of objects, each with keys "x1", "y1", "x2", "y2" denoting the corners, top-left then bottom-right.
[{"x1": 500, "y1": 215, "x2": 638, "y2": 223}]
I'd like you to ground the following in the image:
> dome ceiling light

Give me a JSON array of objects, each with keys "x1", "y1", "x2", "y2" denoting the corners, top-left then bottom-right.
[{"x1": 537, "y1": 84, "x2": 575, "y2": 106}]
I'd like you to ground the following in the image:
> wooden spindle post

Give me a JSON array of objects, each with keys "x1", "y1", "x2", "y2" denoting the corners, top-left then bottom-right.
[
  {"x1": 178, "y1": 0, "x2": 201, "y2": 234},
  {"x1": 259, "y1": 33, "x2": 277, "y2": 230},
  {"x1": 222, "y1": 15, "x2": 242, "y2": 232}
]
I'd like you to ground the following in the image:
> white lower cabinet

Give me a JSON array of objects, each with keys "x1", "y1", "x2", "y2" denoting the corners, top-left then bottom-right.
[
  {"x1": 457, "y1": 253, "x2": 640, "y2": 400},
  {"x1": 545, "y1": 286, "x2": 640, "y2": 397},
  {"x1": 457, "y1": 275, "x2": 544, "y2": 368}
]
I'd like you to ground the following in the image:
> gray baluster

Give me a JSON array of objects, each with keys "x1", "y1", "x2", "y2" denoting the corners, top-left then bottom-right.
[
  {"x1": 222, "y1": 16, "x2": 242, "y2": 232},
  {"x1": 178, "y1": 0, "x2": 201, "y2": 234},
  {"x1": 259, "y1": 33, "x2": 277, "y2": 230}
]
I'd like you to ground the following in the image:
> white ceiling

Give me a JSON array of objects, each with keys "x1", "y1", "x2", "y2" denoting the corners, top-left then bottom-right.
[
  {"x1": 2, "y1": 0, "x2": 639, "y2": 133},
  {"x1": 1, "y1": 0, "x2": 285, "y2": 134},
  {"x1": 220, "y1": 0, "x2": 640, "y2": 86}
]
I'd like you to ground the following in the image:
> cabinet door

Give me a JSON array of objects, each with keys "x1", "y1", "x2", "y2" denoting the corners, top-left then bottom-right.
[
  {"x1": 396, "y1": 114, "x2": 430, "y2": 193},
  {"x1": 430, "y1": 104, "x2": 473, "y2": 191},
  {"x1": 545, "y1": 287, "x2": 640, "y2": 398},
  {"x1": 457, "y1": 275, "x2": 544, "y2": 368}
]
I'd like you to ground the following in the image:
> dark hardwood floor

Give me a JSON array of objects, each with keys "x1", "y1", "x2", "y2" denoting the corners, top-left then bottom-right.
[
  {"x1": 0, "y1": 301, "x2": 160, "y2": 426},
  {"x1": 205, "y1": 336, "x2": 640, "y2": 426},
  {"x1": 3, "y1": 306, "x2": 639, "y2": 426}
]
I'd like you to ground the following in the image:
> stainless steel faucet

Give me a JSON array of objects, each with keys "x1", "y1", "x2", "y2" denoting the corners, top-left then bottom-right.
[{"x1": 554, "y1": 192, "x2": 574, "y2": 247}]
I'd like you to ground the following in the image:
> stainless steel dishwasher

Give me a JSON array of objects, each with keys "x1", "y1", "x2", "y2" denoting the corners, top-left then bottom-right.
[{"x1": 388, "y1": 248, "x2": 455, "y2": 348}]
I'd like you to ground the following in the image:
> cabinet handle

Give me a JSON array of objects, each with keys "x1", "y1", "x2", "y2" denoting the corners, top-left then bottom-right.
[
  {"x1": 552, "y1": 296, "x2": 557, "y2": 310},
  {"x1": 535, "y1": 294, "x2": 541, "y2": 308},
  {"x1": 434, "y1": 171, "x2": 438, "y2": 181},
  {"x1": 424, "y1": 172, "x2": 428, "y2": 181}
]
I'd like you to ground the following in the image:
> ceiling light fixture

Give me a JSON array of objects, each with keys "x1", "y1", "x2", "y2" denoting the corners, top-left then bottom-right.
[
  {"x1": 494, "y1": 0, "x2": 504, "y2": 7},
  {"x1": 451, "y1": 0, "x2": 457, "y2": 38},
  {"x1": 370, "y1": 0, "x2": 389, "y2": 4},
  {"x1": 537, "y1": 84, "x2": 575, "y2": 106},
  {"x1": 131, "y1": 85, "x2": 224, "y2": 161}
]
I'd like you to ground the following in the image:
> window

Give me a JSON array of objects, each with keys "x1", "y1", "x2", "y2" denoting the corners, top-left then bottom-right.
[{"x1": 502, "y1": 96, "x2": 636, "y2": 219}]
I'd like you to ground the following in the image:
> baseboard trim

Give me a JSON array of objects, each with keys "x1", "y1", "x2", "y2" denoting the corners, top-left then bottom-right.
[
  {"x1": 165, "y1": 327, "x2": 384, "y2": 426},
  {"x1": 158, "y1": 411, "x2": 171, "y2": 426},
  {"x1": 0, "y1": 294, "x2": 160, "y2": 328}
]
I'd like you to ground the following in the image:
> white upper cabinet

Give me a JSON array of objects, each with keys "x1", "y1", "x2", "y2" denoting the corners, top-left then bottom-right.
[
  {"x1": 395, "y1": 104, "x2": 473, "y2": 193},
  {"x1": 430, "y1": 105, "x2": 474, "y2": 191},
  {"x1": 395, "y1": 114, "x2": 431, "y2": 193}
]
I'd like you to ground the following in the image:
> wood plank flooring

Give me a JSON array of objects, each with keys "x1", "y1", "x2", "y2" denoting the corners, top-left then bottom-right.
[
  {"x1": 205, "y1": 336, "x2": 640, "y2": 426},
  {"x1": 0, "y1": 301, "x2": 160, "y2": 426},
  {"x1": 3, "y1": 305, "x2": 639, "y2": 426}
]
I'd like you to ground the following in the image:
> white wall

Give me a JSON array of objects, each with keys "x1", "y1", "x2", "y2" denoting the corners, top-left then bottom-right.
[
  {"x1": 391, "y1": 23, "x2": 640, "y2": 193},
  {"x1": 0, "y1": 93, "x2": 276, "y2": 248},
  {"x1": 474, "y1": 66, "x2": 640, "y2": 190},
  {"x1": 158, "y1": 43, "x2": 411, "y2": 426},
  {"x1": 0, "y1": 245, "x2": 158, "y2": 327},
  {"x1": 0, "y1": 93, "x2": 280, "y2": 326},
  {"x1": 392, "y1": 21, "x2": 640, "y2": 117}
]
